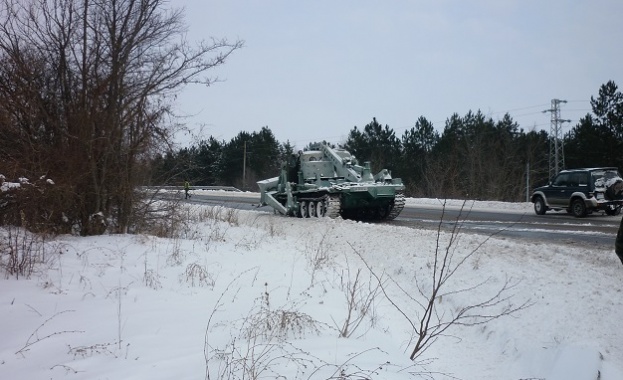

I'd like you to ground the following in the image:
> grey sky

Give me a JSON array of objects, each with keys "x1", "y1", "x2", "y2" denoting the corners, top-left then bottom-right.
[{"x1": 176, "y1": 0, "x2": 623, "y2": 149}]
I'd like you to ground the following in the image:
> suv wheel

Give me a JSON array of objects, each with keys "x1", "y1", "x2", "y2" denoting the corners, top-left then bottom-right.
[
  {"x1": 534, "y1": 196, "x2": 547, "y2": 215},
  {"x1": 605, "y1": 205, "x2": 621, "y2": 216},
  {"x1": 571, "y1": 198, "x2": 587, "y2": 217}
]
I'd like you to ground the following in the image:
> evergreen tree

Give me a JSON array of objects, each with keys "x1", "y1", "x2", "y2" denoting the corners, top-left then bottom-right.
[
  {"x1": 344, "y1": 117, "x2": 401, "y2": 173},
  {"x1": 246, "y1": 127, "x2": 282, "y2": 184},
  {"x1": 400, "y1": 116, "x2": 439, "y2": 196},
  {"x1": 427, "y1": 113, "x2": 464, "y2": 198},
  {"x1": 193, "y1": 137, "x2": 224, "y2": 185},
  {"x1": 564, "y1": 114, "x2": 615, "y2": 168},
  {"x1": 220, "y1": 131, "x2": 252, "y2": 189},
  {"x1": 565, "y1": 81, "x2": 623, "y2": 170},
  {"x1": 215, "y1": 127, "x2": 282, "y2": 190},
  {"x1": 591, "y1": 80, "x2": 623, "y2": 139},
  {"x1": 280, "y1": 140, "x2": 296, "y2": 165}
]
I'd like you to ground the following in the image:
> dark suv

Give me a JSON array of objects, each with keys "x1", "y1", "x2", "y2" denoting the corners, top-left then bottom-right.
[{"x1": 531, "y1": 167, "x2": 623, "y2": 217}]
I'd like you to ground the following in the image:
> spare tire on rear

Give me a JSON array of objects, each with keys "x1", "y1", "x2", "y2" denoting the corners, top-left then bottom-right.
[{"x1": 605, "y1": 179, "x2": 623, "y2": 200}]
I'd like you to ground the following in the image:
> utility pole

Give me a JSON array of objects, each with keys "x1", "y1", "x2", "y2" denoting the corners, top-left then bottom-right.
[
  {"x1": 543, "y1": 99, "x2": 571, "y2": 180},
  {"x1": 526, "y1": 161, "x2": 530, "y2": 202},
  {"x1": 242, "y1": 141, "x2": 246, "y2": 190}
]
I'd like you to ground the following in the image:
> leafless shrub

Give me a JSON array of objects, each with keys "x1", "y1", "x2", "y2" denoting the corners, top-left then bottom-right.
[
  {"x1": 0, "y1": 225, "x2": 46, "y2": 279},
  {"x1": 207, "y1": 222, "x2": 228, "y2": 243},
  {"x1": 196, "y1": 205, "x2": 222, "y2": 222},
  {"x1": 185, "y1": 205, "x2": 234, "y2": 250},
  {"x1": 36, "y1": 247, "x2": 67, "y2": 294},
  {"x1": 224, "y1": 207, "x2": 240, "y2": 226},
  {"x1": 243, "y1": 283, "x2": 324, "y2": 341},
  {"x1": 136, "y1": 199, "x2": 187, "y2": 238},
  {"x1": 50, "y1": 364, "x2": 81, "y2": 374},
  {"x1": 68, "y1": 341, "x2": 118, "y2": 358},
  {"x1": 135, "y1": 196, "x2": 230, "y2": 241},
  {"x1": 234, "y1": 230, "x2": 266, "y2": 251},
  {"x1": 196, "y1": 205, "x2": 240, "y2": 226},
  {"x1": 15, "y1": 310, "x2": 84, "y2": 357},
  {"x1": 142, "y1": 250, "x2": 162, "y2": 289},
  {"x1": 208, "y1": 333, "x2": 316, "y2": 380},
  {"x1": 143, "y1": 268, "x2": 162, "y2": 290},
  {"x1": 333, "y1": 265, "x2": 382, "y2": 339},
  {"x1": 261, "y1": 214, "x2": 283, "y2": 238},
  {"x1": 301, "y1": 228, "x2": 335, "y2": 287},
  {"x1": 204, "y1": 273, "x2": 410, "y2": 380},
  {"x1": 247, "y1": 308, "x2": 320, "y2": 340},
  {"x1": 103, "y1": 250, "x2": 132, "y2": 352},
  {"x1": 307, "y1": 351, "x2": 394, "y2": 380},
  {"x1": 79, "y1": 274, "x2": 93, "y2": 291},
  {"x1": 354, "y1": 200, "x2": 532, "y2": 361},
  {"x1": 204, "y1": 272, "x2": 326, "y2": 380},
  {"x1": 166, "y1": 238, "x2": 184, "y2": 266},
  {"x1": 183, "y1": 262, "x2": 214, "y2": 288}
]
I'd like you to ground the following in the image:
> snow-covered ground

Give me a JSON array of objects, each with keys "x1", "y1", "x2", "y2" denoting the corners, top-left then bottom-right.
[
  {"x1": 1, "y1": 193, "x2": 622, "y2": 380},
  {"x1": 405, "y1": 197, "x2": 534, "y2": 212}
]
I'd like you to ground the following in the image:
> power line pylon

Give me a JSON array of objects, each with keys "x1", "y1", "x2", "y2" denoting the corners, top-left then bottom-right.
[{"x1": 543, "y1": 99, "x2": 571, "y2": 180}]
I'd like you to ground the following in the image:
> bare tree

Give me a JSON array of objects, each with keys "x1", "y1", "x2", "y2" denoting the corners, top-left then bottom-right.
[
  {"x1": 353, "y1": 200, "x2": 531, "y2": 361},
  {"x1": 0, "y1": 0, "x2": 242, "y2": 234},
  {"x1": 333, "y1": 265, "x2": 382, "y2": 339}
]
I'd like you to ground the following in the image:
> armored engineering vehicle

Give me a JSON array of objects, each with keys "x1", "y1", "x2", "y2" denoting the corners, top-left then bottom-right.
[{"x1": 257, "y1": 143, "x2": 405, "y2": 220}]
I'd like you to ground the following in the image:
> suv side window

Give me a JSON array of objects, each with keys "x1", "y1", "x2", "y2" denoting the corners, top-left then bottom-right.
[
  {"x1": 553, "y1": 173, "x2": 570, "y2": 186},
  {"x1": 569, "y1": 172, "x2": 587, "y2": 187},
  {"x1": 604, "y1": 170, "x2": 620, "y2": 180},
  {"x1": 578, "y1": 172, "x2": 588, "y2": 186}
]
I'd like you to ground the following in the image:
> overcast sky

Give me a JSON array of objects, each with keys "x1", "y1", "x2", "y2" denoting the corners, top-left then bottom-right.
[{"x1": 175, "y1": 0, "x2": 623, "y2": 149}]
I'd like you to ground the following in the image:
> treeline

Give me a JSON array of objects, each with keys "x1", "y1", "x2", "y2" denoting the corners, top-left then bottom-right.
[
  {"x1": 344, "y1": 113, "x2": 546, "y2": 201},
  {"x1": 151, "y1": 127, "x2": 294, "y2": 191},
  {"x1": 153, "y1": 80, "x2": 623, "y2": 202}
]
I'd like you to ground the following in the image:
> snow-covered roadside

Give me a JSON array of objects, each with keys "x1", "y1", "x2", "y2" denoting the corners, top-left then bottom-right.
[{"x1": 1, "y1": 202, "x2": 622, "y2": 380}]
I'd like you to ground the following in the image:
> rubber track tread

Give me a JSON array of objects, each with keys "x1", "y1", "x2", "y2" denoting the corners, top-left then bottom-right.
[
  {"x1": 326, "y1": 195, "x2": 341, "y2": 218},
  {"x1": 385, "y1": 193, "x2": 405, "y2": 220}
]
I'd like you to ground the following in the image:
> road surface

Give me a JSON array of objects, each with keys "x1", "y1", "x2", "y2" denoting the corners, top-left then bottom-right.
[{"x1": 177, "y1": 190, "x2": 619, "y2": 250}]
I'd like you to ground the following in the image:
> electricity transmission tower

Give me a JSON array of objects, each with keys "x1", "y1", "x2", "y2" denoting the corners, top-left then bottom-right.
[{"x1": 543, "y1": 99, "x2": 571, "y2": 180}]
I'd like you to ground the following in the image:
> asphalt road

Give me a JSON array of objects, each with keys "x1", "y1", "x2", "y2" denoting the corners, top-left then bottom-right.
[
  {"x1": 395, "y1": 204, "x2": 619, "y2": 250},
  {"x1": 182, "y1": 191, "x2": 620, "y2": 250}
]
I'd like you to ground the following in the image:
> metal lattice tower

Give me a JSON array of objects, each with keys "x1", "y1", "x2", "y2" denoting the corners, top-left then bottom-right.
[{"x1": 543, "y1": 99, "x2": 571, "y2": 180}]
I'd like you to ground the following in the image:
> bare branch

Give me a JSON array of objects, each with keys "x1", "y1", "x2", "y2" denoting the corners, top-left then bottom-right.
[{"x1": 352, "y1": 201, "x2": 532, "y2": 361}]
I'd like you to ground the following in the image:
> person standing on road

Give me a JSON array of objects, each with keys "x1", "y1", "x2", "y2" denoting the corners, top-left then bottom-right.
[
  {"x1": 615, "y1": 217, "x2": 623, "y2": 265},
  {"x1": 184, "y1": 179, "x2": 191, "y2": 199}
]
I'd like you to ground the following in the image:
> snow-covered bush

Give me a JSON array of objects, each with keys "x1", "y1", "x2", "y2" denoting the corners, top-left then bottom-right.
[
  {"x1": 0, "y1": 225, "x2": 46, "y2": 279},
  {"x1": 0, "y1": 174, "x2": 74, "y2": 234}
]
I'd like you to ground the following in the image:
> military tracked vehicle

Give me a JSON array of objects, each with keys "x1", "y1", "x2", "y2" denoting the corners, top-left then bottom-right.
[{"x1": 257, "y1": 143, "x2": 405, "y2": 220}]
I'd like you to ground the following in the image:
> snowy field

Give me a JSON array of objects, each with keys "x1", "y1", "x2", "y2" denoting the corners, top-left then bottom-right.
[{"x1": 1, "y1": 193, "x2": 622, "y2": 380}]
